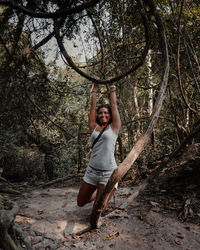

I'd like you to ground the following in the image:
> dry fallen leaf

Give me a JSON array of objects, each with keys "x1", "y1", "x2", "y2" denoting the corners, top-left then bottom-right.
[
  {"x1": 61, "y1": 204, "x2": 67, "y2": 208},
  {"x1": 150, "y1": 201, "x2": 159, "y2": 206},
  {"x1": 175, "y1": 232, "x2": 184, "y2": 239},
  {"x1": 104, "y1": 236, "x2": 113, "y2": 240},
  {"x1": 139, "y1": 215, "x2": 146, "y2": 220},
  {"x1": 130, "y1": 171, "x2": 135, "y2": 180},
  {"x1": 24, "y1": 218, "x2": 33, "y2": 223},
  {"x1": 175, "y1": 237, "x2": 182, "y2": 245},
  {"x1": 37, "y1": 210, "x2": 44, "y2": 215},
  {"x1": 111, "y1": 231, "x2": 119, "y2": 237},
  {"x1": 151, "y1": 207, "x2": 161, "y2": 212},
  {"x1": 104, "y1": 231, "x2": 119, "y2": 240}
]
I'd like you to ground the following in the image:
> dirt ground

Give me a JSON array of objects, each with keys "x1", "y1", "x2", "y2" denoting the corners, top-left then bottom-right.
[{"x1": 5, "y1": 162, "x2": 200, "y2": 250}]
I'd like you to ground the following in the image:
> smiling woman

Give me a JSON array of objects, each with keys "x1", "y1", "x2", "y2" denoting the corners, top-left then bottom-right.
[
  {"x1": 96, "y1": 105, "x2": 112, "y2": 126},
  {"x1": 77, "y1": 79, "x2": 121, "y2": 214}
]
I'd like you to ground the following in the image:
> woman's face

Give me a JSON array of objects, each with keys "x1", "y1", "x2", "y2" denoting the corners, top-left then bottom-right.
[{"x1": 97, "y1": 107, "x2": 111, "y2": 125}]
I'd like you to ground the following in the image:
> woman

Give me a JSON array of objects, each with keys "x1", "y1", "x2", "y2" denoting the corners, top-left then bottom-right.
[{"x1": 77, "y1": 81, "x2": 121, "y2": 209}]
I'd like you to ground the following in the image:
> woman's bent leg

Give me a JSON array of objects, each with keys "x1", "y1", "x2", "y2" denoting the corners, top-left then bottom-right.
[{"x1": 77, "y1": 181, "x2": 97, "y2": 207}]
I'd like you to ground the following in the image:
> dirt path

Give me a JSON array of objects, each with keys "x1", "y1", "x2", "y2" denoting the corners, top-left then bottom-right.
[{"x1": 10, "y1": 178, "x2": 200, "y2": 250}]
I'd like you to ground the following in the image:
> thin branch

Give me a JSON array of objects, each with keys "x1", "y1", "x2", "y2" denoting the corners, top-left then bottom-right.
[
  {"x1": 0, "y1": 0, "x2": 102, "y2": 18},
  {"x1": 182, "y1": 36, "x2": 200, "y2": 94},
  {"x1": 40, "y1": 173, "x2": 83, "y2": 188},
  {"x1": 176, "y1": 0, "x2": 196, "y2": 113},
  {"x1": 170, "y1": 119, "x2": 200, "y2": 158},
  {"x1": 87, "y1": 10, "x2": 105, "y2": 75},
  {"x1": 8, "y1": 13, "x2": 25, "y2": 57},
  {"x1": 33, "y1": 31, "x2": 54, "y2": 50}
]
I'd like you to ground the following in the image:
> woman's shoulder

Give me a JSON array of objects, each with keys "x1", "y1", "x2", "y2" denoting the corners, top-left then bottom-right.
[
  {"x1": 90, "y1": 123, "x2": 98, "y2": 133},
  {"x1": 110, "y1": 124, "x2": 119, "y2": 136}
]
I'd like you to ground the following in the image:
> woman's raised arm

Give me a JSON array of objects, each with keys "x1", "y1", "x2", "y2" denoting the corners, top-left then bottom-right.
[
  {"x1": 109, "y1": 84, "x2": 121, "y2": 135},
  {"x1": 88, "y1": 83, "x2": 98, "y2": 132}
]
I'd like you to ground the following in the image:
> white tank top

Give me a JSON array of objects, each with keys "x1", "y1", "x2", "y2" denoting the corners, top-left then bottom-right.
[{"x1": 89, "y1": 125, "x2": 118, "y2": 171}]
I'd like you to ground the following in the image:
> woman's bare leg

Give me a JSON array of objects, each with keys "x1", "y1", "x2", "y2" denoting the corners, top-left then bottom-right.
[
  {"x1": 77, "y1": 181, "x2": 116, "y2": 211},
  {"x1": 77, "y1": 181, "x2": 97, "y2": 207}
]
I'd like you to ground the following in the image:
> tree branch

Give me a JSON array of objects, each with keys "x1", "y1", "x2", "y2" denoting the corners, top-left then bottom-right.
[
  {"x1": 87, "y1": 10, "x2": 105, "y2": 75},
  {"x1": 176, "y1": 0, "x2": 196, "y2": 113},
  {"x1": 33, "y1": 31, "x2": 55, "y2": 50},
  {"x1": 0, "y1": 0, "x2": 102, "y2": 18}
]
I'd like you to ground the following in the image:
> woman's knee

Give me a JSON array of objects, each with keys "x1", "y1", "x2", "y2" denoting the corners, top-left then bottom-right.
[
  {"x1": 77, "y1": 194, "x2": 87, "y2": 207},
  {"x1": 77, "y1": 181, "x2": 97, "y2": 207},
  {"x1": 77, "y1": 192, "x2": 95, "y2": 207},
  {"x1": 77, "y1": 200, "x2": 85, "y2": 207}
]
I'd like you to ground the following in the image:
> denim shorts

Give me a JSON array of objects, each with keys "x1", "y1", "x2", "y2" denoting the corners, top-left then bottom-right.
[{"x1": 83, "y1": 166, "x2": 118, "y2": 189}]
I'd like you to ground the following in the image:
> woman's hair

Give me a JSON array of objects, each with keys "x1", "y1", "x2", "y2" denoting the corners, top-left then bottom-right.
[{"x1": 96, "y1": 104, "x2": 112, "y2": 125}]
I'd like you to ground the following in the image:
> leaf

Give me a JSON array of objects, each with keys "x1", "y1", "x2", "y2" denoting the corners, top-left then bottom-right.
[
  {"x1": 61, "y1": 203, "x2": 67, "y2": 208},
  {"x1": 37, "y1": 210, "x2": 44, "y2": 215},
  {"x1": 109, "y1": 231, "x2": 119, "y2": 237},
  {"x1": 104, "y1": 236, "x2": 113, "y2": 240},
  {"x1": 130, "y1": 171, "x2": 135, "y2": 180},
  {"x1": 151, "y1": 207, "x2": 161, "y2": 212},
  {"x1": 139, "y1": 215, "x2": 146, "y2": 220},
  {"x1": 104, "y1": 232, "x2": 119, "y2": 240},
  {"x1": 175, "y1": 232, "x2": 184, "y2": 239},
  {"x1": 175, "y1": 238, "x2": 182, "y2": 245},
  {"x1": 78, "y1": 225, "x2": 85, "y2": 230},
  {"x1": 150, "y1": 201, "x2": 159, "y2": 206}
]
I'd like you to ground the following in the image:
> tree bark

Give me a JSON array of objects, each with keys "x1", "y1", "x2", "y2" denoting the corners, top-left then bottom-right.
[
  {"x1": 147, "y1": 49, "x2": 155, "y2": 148},
  {"x1": 0, "y1": 0, "x2": 102, "y2": 19}
]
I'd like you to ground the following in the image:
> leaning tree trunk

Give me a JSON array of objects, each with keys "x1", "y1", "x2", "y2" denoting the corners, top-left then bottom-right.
[{"x1": 90, "y1": 0, "x2": 170, "y2": 228}]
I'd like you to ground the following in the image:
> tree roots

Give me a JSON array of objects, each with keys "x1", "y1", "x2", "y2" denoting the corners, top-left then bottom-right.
[{"x1": 0, "y1": 195, "x2": 33, "y2": 250}]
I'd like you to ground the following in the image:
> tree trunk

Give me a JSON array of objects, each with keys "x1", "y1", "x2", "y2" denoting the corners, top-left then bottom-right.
[
  {"x1": 133, "y1": 81, "x2": 141, "y2": 139},
  {"x1": 147, "y1": 49, "x2": 155, "y2": 148},
  {"x1": 117, "y1": 136, "x2": 124, "y2": 162},
  {"x1": 77, "y1": 124, "x2": 82, "y2": 173}
]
